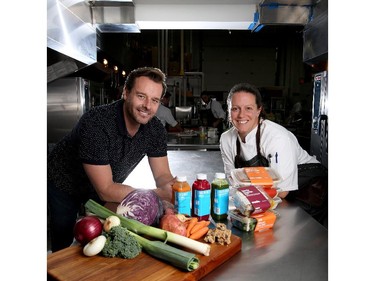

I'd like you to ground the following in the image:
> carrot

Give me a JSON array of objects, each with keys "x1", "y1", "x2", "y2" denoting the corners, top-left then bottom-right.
[
  {"x1": 186, "y1": 217, "x2": 198, "y2": 237},
  {"x1": 183, "y1": 221, "x2": 190, "y2": 229},
  {"x1": 202, "y1": 220, "x2": 210, "y2": 227},
  {"x1": 189, "y1": 226, "x2": 209, "y2": 240},
  {"x1": 190, "y1": 220, "x2": 210, "y2": 236}
]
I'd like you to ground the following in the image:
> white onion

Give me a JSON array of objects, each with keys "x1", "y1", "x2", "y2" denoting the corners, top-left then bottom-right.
[
  {"x1": 103, "y1": 215, "x2": 121, "y2": 232},
  {"x1": 83, "y1": 235, "x2": 106, "y2": 256}
]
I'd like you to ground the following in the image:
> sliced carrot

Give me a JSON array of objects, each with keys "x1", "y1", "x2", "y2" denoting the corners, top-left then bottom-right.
[
  {"x1": 190, "y1": 220, "x2": 210, "y2": 235},
  {"x1": 186, "y1": 217, "x2": 198, "y2": 237},
  {"x1": 189, "y1": 226, "x2": 209, "y2": 240}
]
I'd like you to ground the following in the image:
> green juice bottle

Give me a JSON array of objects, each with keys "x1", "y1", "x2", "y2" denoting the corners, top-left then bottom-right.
[{"x1": 211, "y1": 172, "x2": 229, "y2": 221}]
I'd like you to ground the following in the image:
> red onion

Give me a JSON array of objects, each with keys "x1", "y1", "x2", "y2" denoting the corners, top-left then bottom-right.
[{"x1": 73, "y1": 216, "x2": 103, "y2": 245}]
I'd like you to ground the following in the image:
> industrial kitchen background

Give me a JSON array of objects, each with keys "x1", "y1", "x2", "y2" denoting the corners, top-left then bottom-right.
[{"x1": 47, "y1": 0, "x2": 327, "y2": 166}]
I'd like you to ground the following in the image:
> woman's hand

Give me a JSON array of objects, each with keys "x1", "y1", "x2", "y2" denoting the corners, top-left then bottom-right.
[{"x1": 278, "y1": 191, "x2": 289, "y2": 199}]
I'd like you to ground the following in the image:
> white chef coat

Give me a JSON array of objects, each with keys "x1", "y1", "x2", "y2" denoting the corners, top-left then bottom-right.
[
  {"x1": 202, "y1": 98, "x2": 226, "y2": 120},
  {"x1": 220, "y1": 119, "x2": 319, "y2": 192},
  {"x1": 155, "y1": 104, "x2": 178, "y2": 127}
]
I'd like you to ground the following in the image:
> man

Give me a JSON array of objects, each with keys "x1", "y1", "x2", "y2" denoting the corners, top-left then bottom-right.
[
  {"x1": 200, "y1": 91, "x2": 226, "y2": 131},
  {"x1": 47, "y1": 67, "x2": 176, "y2": 252},
  {"x1": 155, "y1": 91, "x2": 182, "y2": 131}
]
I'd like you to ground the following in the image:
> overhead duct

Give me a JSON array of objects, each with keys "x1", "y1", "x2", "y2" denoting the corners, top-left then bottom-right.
[
  {"x1": 249, "y1": 0, "x2": 319, "y2": 32},
  {"x1": 134, "y1": 1, "x2": 258, "y2": 30},
  {"x1": 303, "y1": 0, "x2": 328, "y2": 64},
  {"x1": 88, "y1": 0, "x2": 140, "y2": 33},
  {"x1": 246, "y1": 0, "x2": 328, "y2": 64}
]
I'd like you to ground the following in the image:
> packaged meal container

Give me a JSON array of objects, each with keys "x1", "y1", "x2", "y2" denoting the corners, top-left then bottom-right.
[
  {"x1": 229, "y1": 209, "x2": 277, "y2": 232},
  {"x1": 233, "y1": 185, "x2": 272, "y2": 216},
  {"x1": 251, "y1": 210, "x2": 277, "y2": 232},
  {"x1": 229, "y1": 209, "x2": 257, "y2": 232},
  {"x1": 230, "y1": 167, "x2": 281, "y2": 188}
]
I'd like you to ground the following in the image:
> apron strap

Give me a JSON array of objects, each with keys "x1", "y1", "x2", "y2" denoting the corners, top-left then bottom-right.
[{"x1": 236, "y1": 122, "x2": 262, "y2": 158}]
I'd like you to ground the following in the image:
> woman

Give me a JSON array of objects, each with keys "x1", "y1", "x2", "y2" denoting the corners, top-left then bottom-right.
[{"x1": 220, "y1": 83, "x2": 321, "y2": 200}]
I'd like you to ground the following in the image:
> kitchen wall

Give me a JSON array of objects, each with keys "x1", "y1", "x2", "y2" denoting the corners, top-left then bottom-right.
[{"x1": 98, "y1": 27, "x2": 314, "y2": 118}]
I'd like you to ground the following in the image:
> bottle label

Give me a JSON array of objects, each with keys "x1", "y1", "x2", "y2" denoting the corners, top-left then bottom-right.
[
  {"x1": 174, "y1": 190, "x2": 191, "y2": 216},
  {"x1": 213, "y1": 188, "x2": 229, "y2": 215},
  {"x1": 194, "y1": 189, "x2": 211, "y2": 216}
]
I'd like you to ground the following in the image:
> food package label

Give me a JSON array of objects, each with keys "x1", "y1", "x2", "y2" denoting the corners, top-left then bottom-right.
[
  {"x1": 251, "y1": 210, "x2": 277, "y2": 232},
  {"x1": 244, "y1": 167, "x2": 273, "y2": 187},
  {"x1": 236, "y1": 186, "x2": 271, "y2": 215}
]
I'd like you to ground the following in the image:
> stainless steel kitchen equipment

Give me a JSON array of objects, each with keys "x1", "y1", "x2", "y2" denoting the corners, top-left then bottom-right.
[
  {"x1": 310, "y1": 71, "x2": 328, "y2": 168},
  {"x1": 47, "y1": 77, "x2": 90, "y2": 145},
  {"x1": 175, "y1": 106, "x2": 193, "y2": 125}
]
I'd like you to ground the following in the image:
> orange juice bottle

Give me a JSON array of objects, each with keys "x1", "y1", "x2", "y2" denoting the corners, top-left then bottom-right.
[{"x1": 172, "y1": 176, "x2": 191, "y2": 216}]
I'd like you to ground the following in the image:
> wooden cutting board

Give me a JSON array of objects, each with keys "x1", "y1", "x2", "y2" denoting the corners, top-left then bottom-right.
[{"x1": 47, "y1": 235, "x2": 241, "y2": 281}]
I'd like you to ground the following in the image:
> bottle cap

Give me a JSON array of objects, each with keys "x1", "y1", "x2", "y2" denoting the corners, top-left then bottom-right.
[
  {"x1": 176, "y1": 176, "x2": 187, "y2": 182},
  {"x1": 215, "y1": 172, "x2": 226, "y2": 179},
  {"x1": 197, "y1": 173, "x2": 207, "y2": 180}
]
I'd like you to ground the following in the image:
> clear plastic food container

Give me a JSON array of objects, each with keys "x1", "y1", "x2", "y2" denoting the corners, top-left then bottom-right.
[
  {"x1": 229, "y1": 209, "x2": 277, "y2": 232},
  {"x1": 230, "y1": 167, "x2": 281, "y2": 188},
  {"x1": 228, "y1": 209, "x2": 257, "y2": 232}
]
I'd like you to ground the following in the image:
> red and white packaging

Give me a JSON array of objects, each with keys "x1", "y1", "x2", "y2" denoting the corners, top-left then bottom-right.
[{"x1": 233, "y1": 185, "x2": 271, "y2": 216}]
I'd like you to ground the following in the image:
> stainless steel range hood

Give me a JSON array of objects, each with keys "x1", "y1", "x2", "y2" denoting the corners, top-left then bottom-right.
[
  {"x1": 303, "y1": 0, "x2": 328, "y2": 64},
  {"x1": 47, "y1": 0, "x2": 97, "y2": 65},
  {"x1": 47, "y1": 0, "x2": 327, "y2": 82},
  {"x1": 47, "y1": 0, "x2": 137, "y2": 83},
  {"x1": 249, "y1": 0, "x2": 319, "y2": 31},
  {"x1": 47, "y1": 0, "x2": 97, "y2": 82}
]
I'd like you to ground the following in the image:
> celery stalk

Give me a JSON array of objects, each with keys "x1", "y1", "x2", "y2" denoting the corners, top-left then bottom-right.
[{"x1": 84, "y1": 199, "x2": 209, "y2": 271}]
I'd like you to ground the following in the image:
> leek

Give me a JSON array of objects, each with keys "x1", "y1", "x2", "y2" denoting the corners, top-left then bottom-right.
[
  {"x1": 85, "y1": 199, "x2": 210, "y2": 270},
  {"x1": 129, "y1": 232, "x2": 199, "y2": 271}
]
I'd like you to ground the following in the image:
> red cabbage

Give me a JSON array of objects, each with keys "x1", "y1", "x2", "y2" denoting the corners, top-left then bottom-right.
[{"x1": 116, "y1": 190, "x2": 164, "y2": 226}]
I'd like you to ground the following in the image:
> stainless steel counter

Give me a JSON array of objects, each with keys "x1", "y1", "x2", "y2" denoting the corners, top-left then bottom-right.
[
  {"x1": 169, "y1": 151, "x2": 328, "y2": 281},
  {"x1": 126, "y1": 150, "x2": 328, "y2": 281},
  {"x1": 203, "y1": 200, "x2": 328, "y2": 281},
  {"x1": 167, "y1": 132, "x2": 220, "y2": 150}
]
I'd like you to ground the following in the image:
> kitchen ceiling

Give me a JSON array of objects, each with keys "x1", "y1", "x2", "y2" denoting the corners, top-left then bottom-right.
[
  {"x1": 47, "y1": 0, "x2": 323, "y2": 82},
  {"x1": 132, "y1": 0, "x2": 261, "y2": 30},
  {"x1": 93, "y1": 0, "x2": 319, "y2": 31}
]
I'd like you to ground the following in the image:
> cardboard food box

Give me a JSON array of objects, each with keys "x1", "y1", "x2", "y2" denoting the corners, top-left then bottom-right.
[{"x1": 229, "y1": 209, "x2": 277, "y2": 232}]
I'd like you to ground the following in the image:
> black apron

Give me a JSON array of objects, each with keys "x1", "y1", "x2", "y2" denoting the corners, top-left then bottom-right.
[
  {"x1": 234, "y1": 123, "x2": 269, "y2": 168},
  {"x1": 199, "y1": 106, "x2": 215, "y2": 128},
  {"x1": 199, "y1": 100, "x2": 224, "y2": 135},
  {"x1": 234, "y1": 138, "x2": 269, "y2": 168}
]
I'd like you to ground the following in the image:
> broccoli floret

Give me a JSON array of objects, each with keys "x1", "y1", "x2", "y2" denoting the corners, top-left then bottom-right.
[{"x1": 101, "y1": 225, "x2": 142, "y2": 259}]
